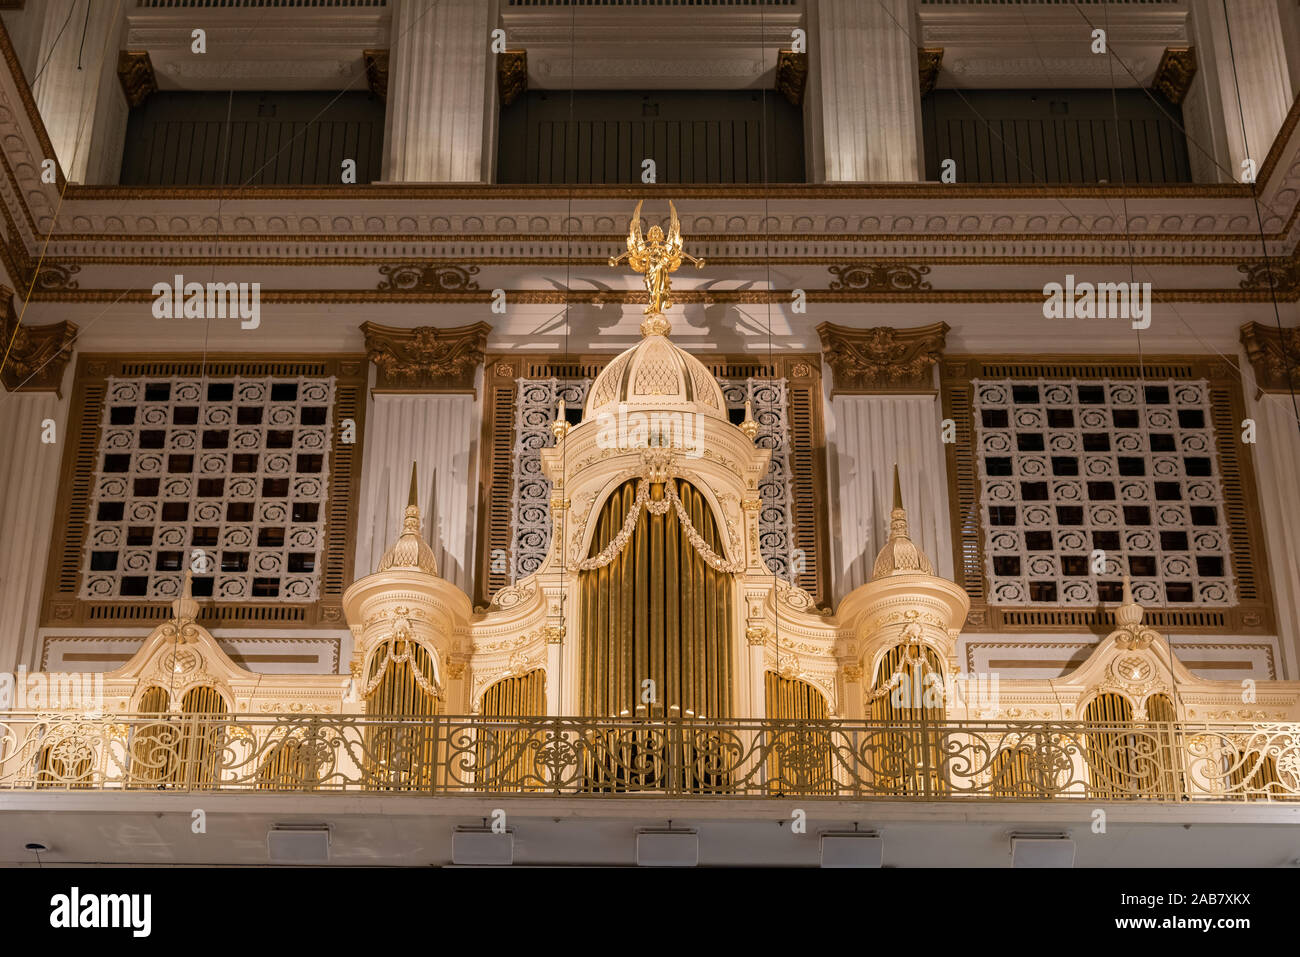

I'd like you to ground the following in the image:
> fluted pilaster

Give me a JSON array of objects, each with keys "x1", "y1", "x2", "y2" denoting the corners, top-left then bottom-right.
[
  {"x1": 0, "y1": 390, "x2": 67, "y2": 671},
  {"x1": 31, "y1": 0, "x2": 128, "y2": 184},
  {"x1": 1188, "y1": 0, "x2": 1292, "y2": 182},
  {"x1": 806, "y1": 0, "x2": 922, "y2": 182},
  {"x1": 382, "y1": 0, "x2": 500, "y2": 182}
]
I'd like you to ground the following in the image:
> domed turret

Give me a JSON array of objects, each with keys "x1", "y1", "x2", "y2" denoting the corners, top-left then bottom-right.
[{"x1": 583, "y1": 326, "x2": 727, "y2": 421}]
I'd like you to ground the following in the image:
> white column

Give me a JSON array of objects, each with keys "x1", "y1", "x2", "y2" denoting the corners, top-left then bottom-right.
[
  {"x1": 1, "y1": 2, "x2": 47, "y2": 82},
  {"x1": 805, "y1": 0, "x2": 923, "y2": 183},
  {"x1": 1190, "y1": 0, "x2": 1293, "y2": 182},
  {"x1": 0, "y1": 389, "x2": 68, "y2": 672},
  {"x1": 31, "y1": 0, "x2": 129, "y2": 184},
  {"x1": 1249, "y1": 390, "x2": 1300, "y2": 680},
  {"x1": 382, "y1": 0, "x2": 499, "y2": 183},
  {"x1": 825, "y1": 395, "x2": 953, "y2": 603},
  {"x1": 353, "y1": 394, "x2": 480, "y2": 596}
]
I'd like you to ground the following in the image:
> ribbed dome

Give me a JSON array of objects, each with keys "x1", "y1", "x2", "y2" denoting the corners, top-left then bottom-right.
[
  {"x1": 584, "y1": 329, "x2": 727, "y2": 420},
  {"x1": 377, "y1": 464, "x2": 438, "y2": 577},
  {"x1": 872, "y1": 467, "x2": 935, "y2": 580}
]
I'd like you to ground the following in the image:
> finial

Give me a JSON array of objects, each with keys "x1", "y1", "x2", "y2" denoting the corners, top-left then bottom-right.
[
  {"x1": 870, "y1": 464, "x2": 935, "y2": 579},
  {"x1": 739, "y1": 398, "x2": 759, "y2": 440},
  {"x1": 552, "y1": 398, "x2": 572, "y2": 441},
  {"x1": 1115, "y1": 573, "x2": 1144, "y2": 627},
  {"x1": 377, "y1": 462, "x2": 439, "y2": 576}
]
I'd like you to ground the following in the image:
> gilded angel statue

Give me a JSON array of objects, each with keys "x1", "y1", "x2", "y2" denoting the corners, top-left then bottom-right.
[{"x1": 608, "y1": 200, "x2": 705, "y2": 316}]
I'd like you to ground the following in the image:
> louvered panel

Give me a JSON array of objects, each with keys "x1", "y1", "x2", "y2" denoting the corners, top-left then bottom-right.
[
  {"x1": 323, "y1": 380, "x2": 363, "y2": 599},
  {"x1": 59, "y1": 382, "x2": 105, "y2": 595},
  {"x1": 1211, "y1": 385, "x2": 1255, "y2": 599},
  {"x1": 483, "y1": 384, "x2": 519, "y2": 603},
  {"x1": 787, "y1": 384, "x2": 823, "y2": 603},
  {"x1": 945, "y1": 381, "x2": 986, "y2": 601}
]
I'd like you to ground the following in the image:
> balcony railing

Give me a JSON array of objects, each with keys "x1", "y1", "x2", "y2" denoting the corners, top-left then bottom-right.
[{"x1": 1, "y1": 712, "x2": 1297, "y2": 801}]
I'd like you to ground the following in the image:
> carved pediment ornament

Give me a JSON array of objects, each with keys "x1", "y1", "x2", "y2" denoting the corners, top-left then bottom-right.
[
  {"x1": 1151, "y1": 47, "x2": 1196, "y2": 105},
  {"x1": 775, "y1": 50, "x2": 807, "y2": 105},
  {"x1": 0, "y1": 287, "x2": 77, "y2": 393},
  {"x1": 117, "y1": 51, "x2": 158, "y2": 108},
  {"x1": 1240, "y1": 321, "x2": 1300, "y2": 394},
  {"x1": 918, "y1": 48, "x2": 943, "y2": 96},
  {"x1": 362, "y1": 320, "x2": 490, "y2": 392},
  {"x1": 817, "y1": 321, "x2": 949, "y2": 395},
  {"x1": 363, "y1": 49, "x2": 389, "y2": 100},
  {"x1": 498, "y1": 49, "x2": 527, "y2": 106}
]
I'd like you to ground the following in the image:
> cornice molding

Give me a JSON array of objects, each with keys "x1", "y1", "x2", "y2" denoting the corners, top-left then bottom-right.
[
  {"x1": 817, "y1": 322, "x2": 949, "y2": 396},
  {"x1": 362, "y1": 320, "x2": 491, "y2": 393},
  {"x1": 1240, "y1": 321, "x2": 1300, "y2": 394},
  {"x1": 117, "y1": 51, "x2": 158, "y2": 109},
  {"x1": 0, "y1": 285, "x2": 76, "y2": 393}
]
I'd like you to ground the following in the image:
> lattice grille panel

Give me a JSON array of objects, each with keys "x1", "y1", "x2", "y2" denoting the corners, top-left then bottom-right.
[
  {"x1": 973, "y1": 377, "x2": 1233, "y2": 607},
  {"x1": 82, "y1": 376, "x2": 335, "y2": 602}
]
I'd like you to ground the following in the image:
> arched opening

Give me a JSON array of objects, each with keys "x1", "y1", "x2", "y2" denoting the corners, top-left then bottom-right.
[
  {"x1": 177, "y1": 685, "x2": 228, "y2": 788},
  {"x1": 476, "y1": 669, "x2": 546, "y2": 791},
  {"x1": 764, "y1": 672, "x2": 834, "y2": 795},
  {"x1": 1143, "y1": 692, "x2": 1183, "y2": 798},
  {"x1": 578, "y1": 477, "x2": 736, "y2": 793},
  {"x1": 129, "y1": 685, "x2": 177, "y2": 787},
  {"x1": 868, "y1": 643, "x2": 947, "y2": 796},
  {"x1": 579, "y1": 477, "x2": 734, "y2": 719},
  {"x1": 362, "y1": 638, "x2": 441, "y2": 791},
  {"x1": 1083, "y1": 691, "x2": 1163, "y2": 799}
]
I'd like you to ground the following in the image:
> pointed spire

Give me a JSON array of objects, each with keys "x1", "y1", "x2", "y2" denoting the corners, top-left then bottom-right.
[
  {"x1": 871, "y1": 464, "x2": 935, "y2": 579},
  {"x1": 377, "y1": 461, "x2": 438, "y2": 576},
  {"x1": 171, "y1": 568, "x2": 199, "y2": 623}
]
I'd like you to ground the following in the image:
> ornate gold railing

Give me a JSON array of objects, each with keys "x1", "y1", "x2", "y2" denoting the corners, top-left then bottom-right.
[{"x1": 1, "y1": 713, "x2": 1297, "y2": 801}]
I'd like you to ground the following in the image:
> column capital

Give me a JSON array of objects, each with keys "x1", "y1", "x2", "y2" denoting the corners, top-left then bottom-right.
[
  {"x1": 1241, "y1": 321, "x2": 1300, "y2": 394},
  {"x1": 361, "y1": 320, "x2": 491, "y2": 393},
  {"x1": 0, "y1": 286, "x2": 76, "y2": 394},
  {"x1": 817, "y1": 321, "x2": 949, "y2": 396}
]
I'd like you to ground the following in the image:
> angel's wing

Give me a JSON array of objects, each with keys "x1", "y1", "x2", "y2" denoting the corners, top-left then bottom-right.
[
  {"x1": 627, "y1": 199, "x2": 644, "y2": 255},
  {"x1": 667, "y1": 200, "x2": 682, "y2": 251}
]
